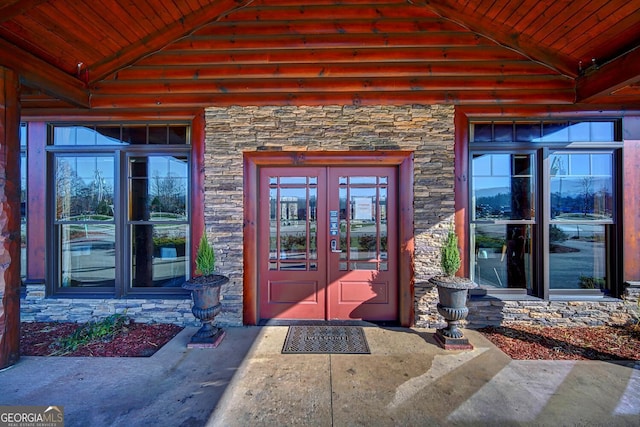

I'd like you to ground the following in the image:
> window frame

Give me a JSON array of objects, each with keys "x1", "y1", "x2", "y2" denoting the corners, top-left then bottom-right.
[
  {"x1": 46, "y1": 122, "x2": 192, "y2": 298},
  {"x1": 468, "y1": 119, "x2": 623, "y2": 300}
]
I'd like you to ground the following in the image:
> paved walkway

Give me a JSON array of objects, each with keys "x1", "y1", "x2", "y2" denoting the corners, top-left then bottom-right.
[{"x1": 1, "y1": 326, "x2": 639, "y2": 426}]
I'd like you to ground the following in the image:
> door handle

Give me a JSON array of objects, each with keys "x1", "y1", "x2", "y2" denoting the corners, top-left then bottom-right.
[{"x1": 331, "y1": 239, "x2": 342, "y2": 253}]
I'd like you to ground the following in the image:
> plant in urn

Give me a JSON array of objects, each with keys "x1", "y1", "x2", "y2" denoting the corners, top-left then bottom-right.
[
  {"x1": 429, "y1": 226, "x2": 477, "y2": 350},
  {"x1": 182, "y1": 233, "x2": 229, "y2": 347}
]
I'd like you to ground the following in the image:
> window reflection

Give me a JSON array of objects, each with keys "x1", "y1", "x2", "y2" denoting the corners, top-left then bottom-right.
[
  {"x1": 550, "y1": 153, "x2": 613, "y2": 220},
  {"x1": 129, "y1": 156, "x2": 188, "y2": 221},
  {"x1": 472, "y1": 224, "x2": 532, "y2": 289},
  {"x1": 55, "y1": 156, "x2": 115, "y2": 220},
  {"x1": 59, "y1": 224, "x2": 116, "y2": 287},
  {"x1": 268, "y1": 176, "x2": 318, "y2": 271},
  {"x1": 132, "y1": 224, "x2": 187, "y2": 287},
  {"x1": 472, "y1": 154, "x2": 534, "y2": 221},
  {"x1": 549, "y1": 224, "x2": 607, "y2": 290}
]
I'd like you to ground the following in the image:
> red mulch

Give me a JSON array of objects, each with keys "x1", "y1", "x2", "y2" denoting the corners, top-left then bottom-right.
[
  {"x1": 20, "y1": 322, "x2": 183, "y2": 357},
  {"x1": 477, "y1": 324, "x2": 640, "y2": 361},
  {"x1": 20, "y1": 321, "x2": 640, "y2": 360}
]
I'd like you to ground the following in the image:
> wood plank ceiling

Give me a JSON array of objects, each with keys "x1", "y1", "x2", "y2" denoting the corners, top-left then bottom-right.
[{"x1": 0, "y1": 0, "x2": 639, "y2": 115}]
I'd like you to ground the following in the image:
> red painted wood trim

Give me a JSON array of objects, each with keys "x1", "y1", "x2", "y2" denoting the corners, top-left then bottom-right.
[
  {"x1": 398, "y1": 154, "x2": 414, "y2": 327},
  {"x1": 623, "y1": 118, "x2": 640, "y2": 282},
  {"x1": 26, "y1": 122, "x2": 46, "y2": 280},
  {"x1": 454, "y1": 108, "x2": 470, "y2": 278},
  {"x1": 243, "y1": 151, "x2": 414, "y2": 326},
  {"x1": 242, "y1": 156, "x2": 258, "y2": 325},
  {"x1": 190, "y1": 110, "x2": 205, "y2": 278}
]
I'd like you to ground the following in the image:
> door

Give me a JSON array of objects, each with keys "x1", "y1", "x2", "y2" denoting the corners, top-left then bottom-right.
[{"x1": 258, "y1": 166, "x2": 398, "y2": 321}]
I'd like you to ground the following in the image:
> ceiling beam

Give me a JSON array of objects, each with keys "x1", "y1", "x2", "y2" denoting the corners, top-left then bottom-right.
[
  {"x1": 576, "y1": 47, "x2": 640, "y2": 103},
  {"x1": 0, "y1": 39, "x2": 89, "y2": 108},
  {"x1": 0, "y1": 0, "x2": 49, "y2": 23},
  {"x1": 87, "y1": 0, "x2": 255, "y2": 84},
  {"x1": 410, "y1": 0, "x2": 578, "y2": 78}
]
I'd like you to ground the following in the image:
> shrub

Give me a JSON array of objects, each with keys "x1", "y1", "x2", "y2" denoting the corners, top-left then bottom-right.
[
  {"x1": 441, "y1": 228, "x2": 461, "y2": 277},
  {"x1": 195, "y1": 233, "x2": 216, "y2": 276}
]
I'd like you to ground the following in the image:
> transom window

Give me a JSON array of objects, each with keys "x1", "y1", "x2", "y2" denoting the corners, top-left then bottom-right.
[
  {"x1": 469, "y1": 119, "x2": 621, "y2": 299},
  {"x1": 48, "y1": 123, "x2": 190, "y2": 297}
]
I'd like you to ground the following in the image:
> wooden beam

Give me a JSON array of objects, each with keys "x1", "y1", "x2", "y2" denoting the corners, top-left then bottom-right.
[
  {"x1": 0, "y1": 0, "x2": 49, "y2": 23},
  {"x1": 89, "y1": 89, "x2": 575, "y2": 109},
  {"x1": 94, "y1": 75, "x2": 573, "y2": 94},
  {"x1": 410, "y1": 0, "x2": 578, "y2": 78},
  {"x1": 576, "y1": 47, "x2": 640, "y2": 103},
  {"x1": 169, "y1": 32, "x2": 492, "y2": 51},
  {"x1": 114, "y1": 61, "x2": 552, "y2": 80},
  {"x1": 138, "y1": 46, "x2": 524, "y2": 66},
  {"x1": 0, "y1": 39, "x2": 89, "y2": 108},
  {"x1": 0, "y1": 66, "x2": 21, "y2": 369},
  {"x1": 87, "y1": 0, "x2": 255, "y2": 84}
]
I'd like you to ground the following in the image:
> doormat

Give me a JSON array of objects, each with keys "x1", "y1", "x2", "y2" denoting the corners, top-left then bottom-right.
[{"x1": 282, "y1": 325, "x2": 370, "y2": 354}]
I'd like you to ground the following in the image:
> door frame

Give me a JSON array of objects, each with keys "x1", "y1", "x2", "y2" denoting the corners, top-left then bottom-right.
[{"x1": 243, "y1": 151, "x2": 414, "y2": 326}]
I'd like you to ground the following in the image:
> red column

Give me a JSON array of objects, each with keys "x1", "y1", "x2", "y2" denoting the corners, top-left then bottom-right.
[
  {"x1": 0, "y1": 66, "x2": 21, "y2": 369},
  {"x1": 623, "y1": 116, "x2": 640, "y2": 282}
]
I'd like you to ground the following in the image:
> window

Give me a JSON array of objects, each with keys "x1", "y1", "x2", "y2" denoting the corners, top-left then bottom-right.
[
  {"x1": 49, "y1": 123, "x2": 190, "y2": 296},
  {"x1": 469, "y1": 120, "x2": 621, "y2": 298},
  {"x1": 20, "y1": 123, "x2": 27, "y2": 281}
]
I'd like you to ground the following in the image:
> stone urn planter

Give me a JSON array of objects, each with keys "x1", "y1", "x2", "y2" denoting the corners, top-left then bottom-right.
[
  {"x1": 430, "y1": 225, "x2": 477, "y2": 350},
  {"x1": 429, "y1": 275, "x2": 477, "y2": 350},
  {"x1": 182, "y1": 232, "x2": 228, "y2": 348},
  {"x1": 183, "y1": 273, "x2": 229, "y2": 347}
]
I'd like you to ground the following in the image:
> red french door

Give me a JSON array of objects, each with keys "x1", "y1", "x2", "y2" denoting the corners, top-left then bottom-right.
[{"x1": 258, "y1": 166, "x2": 398, "y2": 321}]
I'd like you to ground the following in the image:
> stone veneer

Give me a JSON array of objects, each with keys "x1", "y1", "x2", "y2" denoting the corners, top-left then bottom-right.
[
  {"x1": 204, "y1": 105, "x2": 457, "y2": 326},
  {"x1": 19, "y1": 105, "x2": 640, "y2": 328},
  {"x1": 21, "y1": 284, "x2": 196, "y2": 325}
]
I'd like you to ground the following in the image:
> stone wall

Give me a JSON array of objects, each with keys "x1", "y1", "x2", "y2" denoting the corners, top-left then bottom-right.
[
  {"x1": 416, "y1": 282, "x2": 640, "y2": 328},
  {"x1": 19, "y1": 105, "x2": 639, "y2": 328},
  {"x1": 21, "y1": 284, "x2": 196, "y2": 325},
  {"x1": 204, "y1": 105, "x2": 457, "y2": 326}
]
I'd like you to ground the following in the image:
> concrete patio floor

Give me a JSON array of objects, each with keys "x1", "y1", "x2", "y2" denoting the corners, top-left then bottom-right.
[{"x1": 1, "y1": 325, "x2": 639, "y2": 426}]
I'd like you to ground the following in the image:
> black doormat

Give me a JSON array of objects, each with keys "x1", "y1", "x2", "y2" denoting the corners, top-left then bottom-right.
[{"x1": 282, "y1": 325, "x2": 370, "y2": 354}]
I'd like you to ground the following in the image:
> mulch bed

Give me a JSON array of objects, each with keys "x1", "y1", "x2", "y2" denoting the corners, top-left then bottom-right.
[
  {"x1": 20, "y1": 321, "x2": 640, "y2": 360},
  {"x1": 477, "y1": 324, "x2": 640, "y2": 361},
  {"x1": 21, "y1": 322, "x2": 183, "y2": 357}
]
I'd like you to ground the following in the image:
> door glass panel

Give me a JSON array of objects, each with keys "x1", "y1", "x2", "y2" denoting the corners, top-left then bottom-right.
[
  {"x1": 350, "y1": 187, "x2": 376, "y2": 260},
  {"x1": 339, "y1": 176, "x2": 388, "y2": 271},
  {"x1": 268, "y1": 176, "x2": 318, "y2": 271},
  {"x1": 549, "y1": 224, "x2": 608, "y2": 290},
  {"x1": 280, "y1": 188, "x2": 308, "y2": 259}
]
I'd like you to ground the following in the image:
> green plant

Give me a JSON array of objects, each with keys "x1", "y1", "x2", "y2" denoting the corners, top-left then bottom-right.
[
  {"x1": 52, "y1": 313, "x2": 128, "y2": 355},
  {"x1": 578, "y1": 274, "x2": 606, "y2": 289},
  {"x1": 441, "y1": 227, "x2": 461, "y2": 277},
  {"x1": 195, "y1": 233, "x2": 216, "y2": 276}
]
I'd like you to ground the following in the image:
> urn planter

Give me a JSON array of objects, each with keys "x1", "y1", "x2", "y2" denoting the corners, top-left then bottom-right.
[
  {"x1": 429, "y1": 276, "x2": 477, "y2": 350},
  {"x1": 182, "y1": 273, "x2": 229, "y2": 348}
]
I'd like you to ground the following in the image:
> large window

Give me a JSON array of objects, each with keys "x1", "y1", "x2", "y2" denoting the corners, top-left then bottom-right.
[
  {"x1": 469, "y1": 120, "x2": 621, "y2": 298},
  {"x1": 20, "y1": 123, "x2": 27, "y2": 281},
  {"x1": 49, "y1": 123, "x2": 190, "y2": 296}
]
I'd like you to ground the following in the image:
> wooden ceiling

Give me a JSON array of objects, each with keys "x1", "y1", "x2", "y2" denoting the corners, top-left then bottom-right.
[{"x1": 1, "y1": 0, "x2": 639, "y2": 116}]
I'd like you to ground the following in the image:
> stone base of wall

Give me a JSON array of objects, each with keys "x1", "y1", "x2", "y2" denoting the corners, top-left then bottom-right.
[
  {"x1": 415, "y1": 281, "x2": 640, "y2": 328},
  {"x1": 21, "y1": 281, "x2": 640, "y2": 328},
  {"x1": 21, "y1": 284, "x2": 198, "y2": 326}
]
